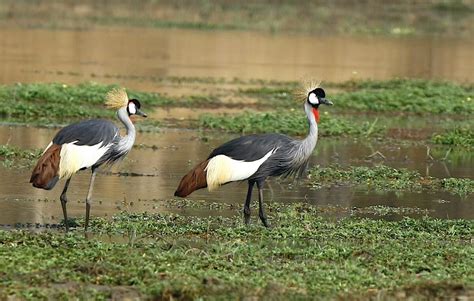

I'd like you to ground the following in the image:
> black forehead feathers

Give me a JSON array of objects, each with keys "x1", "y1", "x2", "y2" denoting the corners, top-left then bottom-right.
[
  {"x1": 128, "y1": 99, "x2": 141, "y2": 109},
  {"x1": 310, "y1": 88, "x2": 325, "y2": 98}
]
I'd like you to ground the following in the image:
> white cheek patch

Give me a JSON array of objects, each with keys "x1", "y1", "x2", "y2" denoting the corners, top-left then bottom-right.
[
  {"x1": 128, "y1": 103, "x2": 136, "y2": 114},
  {"x1": 308, "y1": 93, "x2": 319, "y2": 105}
]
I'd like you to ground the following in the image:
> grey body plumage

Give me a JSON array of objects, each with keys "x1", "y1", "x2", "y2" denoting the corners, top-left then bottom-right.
[
  {"x1": 243, "y1": 90, "x2": 330, "y2": 227},
  {"x1": 176, "y1": 87, "x2": 332, "y2": 227},
  {"x1": 208, "y1": 99, "x2": 319, "y2": 184},
  {"x1": 30, "y1": 93, "x2": 147, "y2": 232},
  {"x1": 51, "y1": 106, "x2": 138, "y2": 170},
  {"x1": 53, "y1": 119, "x2": 121, "y2": 168},
  {"x1": 53, "y1": 119, "x2": 119, "y2": 146}
]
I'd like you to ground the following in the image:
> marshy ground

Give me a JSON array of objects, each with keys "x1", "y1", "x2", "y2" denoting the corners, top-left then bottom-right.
[
  {"x1": 0, "y1": 1, "x2": 473, "y2": 300},
  {"x1": 1, "y1": 203, "x2": 473, "y2": 300},
  {"x1": 1, "y1": 78, "x2": 472, "y2": 300}
]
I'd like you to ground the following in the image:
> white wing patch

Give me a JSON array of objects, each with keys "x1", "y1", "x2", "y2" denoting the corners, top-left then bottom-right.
[
  {"x1": 59, "y1": 141, "x2": 112, "y2": 179},
  {"x1": 205, "y1": 149, "x2": 275, "y2": 191}
]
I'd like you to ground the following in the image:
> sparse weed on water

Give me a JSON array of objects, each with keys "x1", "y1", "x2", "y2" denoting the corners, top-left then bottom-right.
[
  {"x1": 308, "y1": 164, "x2": 474, "y2": 196},
  {"x1": 0, "y1": 144, "x2": 41, "y2": 168},
  {"x1": 432, "y1": 127, "x2": 474, "y2": 148},
  {"x1": 310, "y1": 164, "x2": 422, "y2": 189}
]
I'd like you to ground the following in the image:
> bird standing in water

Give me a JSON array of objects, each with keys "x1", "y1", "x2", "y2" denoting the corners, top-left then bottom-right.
[
  {"x1": 175, "y1": 83, "x2": 333, "y2": 227},
  {"x1": 30, "y1": 88, "x2": 147, "y2": 231}
]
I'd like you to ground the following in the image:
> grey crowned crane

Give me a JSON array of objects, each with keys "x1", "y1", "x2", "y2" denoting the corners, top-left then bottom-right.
[
  {"x1": 30, "y1": 88, "x2": 147, "y2": 231},
  {"x1": 175, "y1": 84, "x2": 333, "y2": 227}
]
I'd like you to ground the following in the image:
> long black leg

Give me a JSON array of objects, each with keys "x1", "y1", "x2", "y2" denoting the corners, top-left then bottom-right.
[
  {"x1": 244, "y1": 180, "x2": 255, "y2": 225},
  {"x1": 60, "y1": 177, "x2": 72, "y2": 232},
  {"x1": 84, "y1": 168, "x2": 97, "y2": 232},
  {"x1": 256, "y1": 179, "x2": 269, "y2": 227}
]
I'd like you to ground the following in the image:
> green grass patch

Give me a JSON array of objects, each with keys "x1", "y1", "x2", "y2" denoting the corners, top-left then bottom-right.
[
  {"x1": 333, "y1": 79, "x2": 474, "y2": 115},
  {"x1": 309, "y1": 164, "x2": 422, "y2": 191},
  {"x1": 432, "y1": 127, "x2": 474, "y2": 148},
  {"x1": 440, "y1": 178, "x2": 474, "y2": 196},
  {"x1": 199, "y1": 110, "x2": 383, "y2": 137},
  {"x1": 2, "y1": 0, "x2": 473, "y2": 36},
  {"x1": 0, "y1": 205, "x2": 473, "y2": 300},
  {"x1": 0, "y1": 82, "x2": 236, "y2": 125},
  {"x1": 0, "y1": 144, "x2": 41, "y2": 168},
  {"x1": 236, "y1": 79, "x2": 474, "y2": 115},
  {"x1": 1, "y1": 79, "x2": 472, "y2": 122},
  {"x1": 0, "y1": 79, "x2": 472, "y2": 146},
  {"x1": 0, "y1": 82, "x2": 171, "y2": 124},
  {"x1": 308, "y1": 164, "x2": 474, "y2": 196}
]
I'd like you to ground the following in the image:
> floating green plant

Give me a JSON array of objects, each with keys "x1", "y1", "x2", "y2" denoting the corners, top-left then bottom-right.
[{"x1": 308, "y1": 164, "x2": 474, "y2": 196}]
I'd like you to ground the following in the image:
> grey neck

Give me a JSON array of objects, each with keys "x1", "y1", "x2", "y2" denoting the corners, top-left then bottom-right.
[
  {"x1": 117, "y1": 107, "x2": 136, "y2": 153},
  {"x1": 288, "y1": 102, "x2": 319, "y2": 169},
  {"x1": 301, "y1": 101, "x2": 318, "y2": 151}
]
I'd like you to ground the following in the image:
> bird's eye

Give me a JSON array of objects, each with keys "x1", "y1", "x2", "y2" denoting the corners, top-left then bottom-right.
[{"x1": 308, "y1": 93, "x2": 319, "y2": 105}]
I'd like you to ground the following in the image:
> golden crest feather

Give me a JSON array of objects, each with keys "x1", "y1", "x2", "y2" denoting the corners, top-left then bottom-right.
[
  {"x1": 105, "y1": 88, "x2": 129, "y2": 109},
  {"x1": 294, "y1": 78, "x2": 321, "y2": 103}
]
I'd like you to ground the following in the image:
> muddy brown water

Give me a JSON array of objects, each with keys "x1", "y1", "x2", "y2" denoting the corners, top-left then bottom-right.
[
  {"x1": 0, "y1": 27, "x2": 473, "y2": 92},
  {"x1": 0, "y1": 126, "x2": 472, "y2": 226}
]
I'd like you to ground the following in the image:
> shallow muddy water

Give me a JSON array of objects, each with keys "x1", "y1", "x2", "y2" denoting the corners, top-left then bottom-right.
[
  {"x1": 0, "y1": 27, "x2": 473, "y2": 93},
  {"x1": 0, "y1": 125, "x2": 472, "y2": 226}
]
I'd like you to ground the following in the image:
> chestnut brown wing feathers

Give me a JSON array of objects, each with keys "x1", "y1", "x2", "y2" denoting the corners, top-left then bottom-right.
[
  {"x1": 174, "y1": 159, "x2": 209, "y2": 197},
  {"x1": 30, "y1": 144, "x2": 62, "y2": 190}
]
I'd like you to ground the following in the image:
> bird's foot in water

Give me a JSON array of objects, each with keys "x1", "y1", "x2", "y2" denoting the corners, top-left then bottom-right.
[
  {"x1": 60, "y1": 218, "x2": 79, "y2": 232},
  {"x1": 243, "y1": 209, "x2": 251, "y2": 225},
  {"x1": 260, "y1": 216, "x2": 271, "y2": 228}
]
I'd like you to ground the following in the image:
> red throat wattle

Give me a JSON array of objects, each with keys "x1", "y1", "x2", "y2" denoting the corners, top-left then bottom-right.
[{"x1": 312, "y1": 108, "x2": 320, "y2": 123}]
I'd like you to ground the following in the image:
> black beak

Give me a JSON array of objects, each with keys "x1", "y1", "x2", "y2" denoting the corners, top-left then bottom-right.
[
  {"x1": 319, "y1": 98, "x2": 333, "y2": 106},
  {"x1": 136, "y1": 109, "x2": 147, "y2": 117}
]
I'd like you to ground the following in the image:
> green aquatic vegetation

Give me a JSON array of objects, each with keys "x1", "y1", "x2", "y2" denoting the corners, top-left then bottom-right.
[
  {"x1": 1, "y1": 79, "x2": 472, "y2": 126},
  {"x1": 0, "y1": 79, "x2": 472, "y2": 148},
  {"x1": 0, "y1": 207, "x2": 473, "y2": 300},
  {"x1": 309, "y1": 164, "x2": 474, "y2": 196},
  {"x1": 440, "y1": 178, "x2": 474, "y2": 196},
  {"x1": 433, "y1": 0, "x2": 474, "y2": 13},
  {"x1": 199, "y1": 110, "x2": 384, "y2": 137},
  {"x1": 96, "y1": 15, "x2": 242, "y2": 31},
  {"x1": 235, "y1": 79, "x2": 474, "y2": 115},
  {"x1": 334, "y1": 79, "x2": 474, "y2": 115},
  {"x1": 432, "y1": 127, "x2": 474, "y2": 148},
  {"x1": 2, "y1": 0, "x2": 473, "y2": 36},
  {"x1": 309, "y1": 164, "x2": 422, "y2": 191},
  {"x1": 0, "y1": 82, "x2": 171, "y2": 123},
  {"x1": 353, "y1": 205, "x2": 432, "y2": 217},
  {"x1": 0, "y1": 82, "x2": 252, "y2": 124},
  {"x1": 0, "y1": 144, "x2": 41, "y2": 168}
]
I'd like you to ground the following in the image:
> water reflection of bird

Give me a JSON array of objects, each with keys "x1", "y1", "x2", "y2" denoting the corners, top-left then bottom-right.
[
  {"x1": 30, "y1": 88, "x2": 147, "y2": 231},
  {"x1": 175, "y1": 84, "x2": 333, "y2": 227}
]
